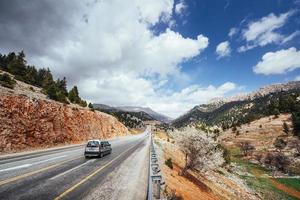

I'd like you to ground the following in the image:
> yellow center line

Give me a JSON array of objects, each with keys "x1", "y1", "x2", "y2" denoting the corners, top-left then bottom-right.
[
  {"x1": 0, "y1": 156, "x2": 81, "y2": 186},
  {"x1": 54, "y1": 140, "x2": 143, "y2": 200}
]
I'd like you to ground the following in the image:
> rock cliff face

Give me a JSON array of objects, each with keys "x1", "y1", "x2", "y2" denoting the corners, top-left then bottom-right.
[{"x1": 0, "y1": 95, "x2": 129, "y2": 153}]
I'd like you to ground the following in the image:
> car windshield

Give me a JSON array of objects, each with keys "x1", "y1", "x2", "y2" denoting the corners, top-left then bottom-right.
[{"x1": 87, "y1": 141, "x2": 99, "y2": 147}]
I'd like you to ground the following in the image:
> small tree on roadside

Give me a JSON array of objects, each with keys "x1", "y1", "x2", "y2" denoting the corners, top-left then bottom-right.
[
  {"x1": 274, "y1": 138, "x2": 287, "y2": 152},
  {"x1": 283, "y1": 122, "x2": 289, "y2": 135},
  {"x1": 171, "y1": 127, "x2": 224, "y2": 176},
  {"x1": 239, "y1": 141, "x2": 255, "y2": 156}
]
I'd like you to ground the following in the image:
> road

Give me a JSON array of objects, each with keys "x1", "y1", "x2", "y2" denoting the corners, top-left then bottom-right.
[{"x1": 0, "y1": 131, "x2": 150, "y2": 200}]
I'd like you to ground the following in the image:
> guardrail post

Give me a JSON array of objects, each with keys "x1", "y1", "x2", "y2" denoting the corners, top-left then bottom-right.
[{"x1": 147, "y1": 131, "x2": 164, "y2": 200}]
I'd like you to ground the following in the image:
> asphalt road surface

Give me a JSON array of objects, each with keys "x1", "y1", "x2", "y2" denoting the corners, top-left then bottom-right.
[{"x1": 0, "y1": 131, "x2": 150, "y2": 200}]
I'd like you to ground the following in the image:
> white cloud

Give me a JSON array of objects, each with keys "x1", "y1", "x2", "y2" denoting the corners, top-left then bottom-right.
[
  {"x1": 11, "y1": 0, "x2": 222, "y2": 118},
  {"x1": 239, "y1": 10, "x2": 297, "y2": 52},
  {"x1": 79, "y1": 77, "x2": 237, "y2": 118},
  {"x1": 253, "y1": 47, "x2": 300, "y2": 75},
  {"x1": 216, "y1": 41, "x2": 231, "y2": 58},
  {"x1": 281, "y1": 30, "x2": 300, "y2": 43},
  {"x1": 228, "y1": 27, "x2": 238, "y2": 37},
  {"x1": 175, "y1": 0, "x2": 187, "y2": 15},
  {"x1": 295, "y1": 75, "x2": 300, "y2": 81}
]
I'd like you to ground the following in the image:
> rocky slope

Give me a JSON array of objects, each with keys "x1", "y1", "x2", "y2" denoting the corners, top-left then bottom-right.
[
  {"x1": 172, "y1": 81, "x2": 300, "y2": 128},
  {"x1": 210, "y1": 81, "x2": 300, "y2": 106},
  {"x1": 0, "y1": 81, "x2": 129, "y2": 153}
]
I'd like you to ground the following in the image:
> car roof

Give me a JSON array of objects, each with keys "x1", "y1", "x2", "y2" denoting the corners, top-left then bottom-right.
[
  {"x1": 87, "y1": 139, "x2": 101, "y2": 142},
  {"x1": 87, "y1": 139, "x2": 109, "y2": 142}
]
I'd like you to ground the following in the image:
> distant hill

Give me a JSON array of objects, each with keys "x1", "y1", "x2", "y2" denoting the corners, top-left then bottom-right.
[
  {"x1": 172, "y1": 81, "x2": 300, "y2": 128},
  {"x1": 116, "y1": 106, "x2": 172, "y2": 123},
  {"x1": 93, "y1": 104, "x2": 171, "y2": 123},
  {"x1": 93, "y1": 104, "x2": 158, "y2": 129}
]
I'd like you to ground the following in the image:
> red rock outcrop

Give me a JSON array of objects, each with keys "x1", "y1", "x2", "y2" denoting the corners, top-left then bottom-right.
[{"x1": 0, "y1": 95, "x2": 129, "y2": 153}]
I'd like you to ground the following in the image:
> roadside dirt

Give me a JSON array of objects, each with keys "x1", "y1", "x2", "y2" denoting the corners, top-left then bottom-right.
[
  {"x1": 161, "y1": 154, "x2": 218, "y2": 200},
  {"x1": 154, "y1": 135, "x2": 258, "y2": 200}
]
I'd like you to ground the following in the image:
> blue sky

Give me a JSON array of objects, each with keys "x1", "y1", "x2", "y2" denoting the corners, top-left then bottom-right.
[
  {"x1": 166, "y1": 0, "x2": 300, "y2": 92},
  {"x1": 1, "y1": 0, "x2": 300, "y2": 118}
]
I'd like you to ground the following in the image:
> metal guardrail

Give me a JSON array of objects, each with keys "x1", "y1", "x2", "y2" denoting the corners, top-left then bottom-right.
[{"x1": 147, "y1": 133, "x2": 164, "y2": 200}]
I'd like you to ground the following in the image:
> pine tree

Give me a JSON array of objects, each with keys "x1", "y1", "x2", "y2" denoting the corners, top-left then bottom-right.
[
  {"x1": 292, "y1": 106, "x2": 300, "y2": 138},
  {"x1": 56, "y1": 77, "x2": 68, "y2": 96},
  {"x1": 68, "y1": 86, "x2": 80, "y2": 104},
  {"x1": 7, "y1": 51, "x2": 27, "y2": 80}
]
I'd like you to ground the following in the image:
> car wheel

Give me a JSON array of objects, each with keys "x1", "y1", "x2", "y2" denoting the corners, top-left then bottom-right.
[{"x1": 85, "y1": 156, "x2": 89, "y2": 159}]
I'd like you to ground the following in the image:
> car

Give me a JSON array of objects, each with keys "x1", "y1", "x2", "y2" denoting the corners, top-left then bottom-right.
[{"x1": 84, "y1": 139, "x2": 112, "y2": 158}]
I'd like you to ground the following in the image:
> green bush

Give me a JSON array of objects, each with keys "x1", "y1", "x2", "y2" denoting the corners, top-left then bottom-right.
[
  {"x1": 165, "y1": 158, "x2": 173, "y2": 169},
  {"x1": 0, "y1": 73, "x2": 16, "y2": 89}
]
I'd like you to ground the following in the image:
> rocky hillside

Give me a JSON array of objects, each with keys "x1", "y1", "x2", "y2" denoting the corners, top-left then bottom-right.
[
  {"x1": 172, "y1": 81, "x2": 300, "y2": 128},
  {"x1": 0, "y1": 77, "x2": 129, "y2": 153}
]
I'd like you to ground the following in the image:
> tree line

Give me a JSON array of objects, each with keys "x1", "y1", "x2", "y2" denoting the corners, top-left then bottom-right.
[{"x1": 0, "y1": 51, "x2": 87, "y2": 107}]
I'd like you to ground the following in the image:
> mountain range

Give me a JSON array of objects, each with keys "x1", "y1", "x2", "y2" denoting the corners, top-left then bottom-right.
[
  {"x1": 171, "y1": 81, "x2": 300, "y2": 128},
  {"x1": 93, "y1": 104, "x2": 172, "y2": 124}
]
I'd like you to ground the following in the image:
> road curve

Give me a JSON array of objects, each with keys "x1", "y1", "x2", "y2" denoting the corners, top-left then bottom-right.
[{"x1": 0, "y1": 131, "x2": 150, "y2": 200}]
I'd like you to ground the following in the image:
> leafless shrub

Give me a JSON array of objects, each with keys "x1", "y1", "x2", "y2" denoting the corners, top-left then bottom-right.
[
  {"x1": 239, "y1": 141, "x2": 255, "y2": 156},
  {"x1": 273, "y1": 138, "x2": 287, "y2": 152},
  {"x1": 170, "y1": 127, "x2": 224, "y2": 175},
  {"x1": 289, "y1": 139, "x2": 300, "y2": 157},
  {"x1": 263, "y1": 152, "x2": 289, "y2": 173}
]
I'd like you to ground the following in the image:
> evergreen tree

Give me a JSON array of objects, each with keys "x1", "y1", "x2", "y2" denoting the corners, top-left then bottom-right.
[
  {"x1": 292, "y1": 105, "x2": 300, "y2": 138},
  {"x1": 79, "y1": 100, "x2": 87, "y2": 107},
  {"x1": 7, "y1": 51, "x2": 27, "y2": 80},
  {"x1": 56, "y1": 77, "x2": 68, "y2": 96},
  {"x1": 24, "y1": 66, "x2": 38, "y2": 85},
  {"x1": 68, "y1": 86, "x2": 80, "y2": 104},
  {"x1": 46, "y1": 83, "x2": 58, "y2": 100},
  {"x1": 42, "y1": 68, "x2": 54, "y2": 88}
]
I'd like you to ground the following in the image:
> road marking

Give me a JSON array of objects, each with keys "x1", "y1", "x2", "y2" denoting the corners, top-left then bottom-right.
[
  {"x1": 0, "y1": 164, "x2": 31, "y2": 172},
  {"x1": 54, "y1": 140, "x2": 143, "y2": 200},
  {"x1": 0, "y1": 155, "x2": 67, "y2": 173},
  {"x1": 33, "y1": 155, "x2": 67, "y2": 165},
  {"x1": 0, "y1": 156, "x2": 81, "y2": 187},
  {"x1": 50, "y1": 160, "x2": 94, "y2": 180}
]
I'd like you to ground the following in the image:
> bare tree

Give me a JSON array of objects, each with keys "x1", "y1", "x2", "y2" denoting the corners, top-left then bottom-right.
[
  {"x1": 171, "y1": 127, "x2": 224, "y2": 176},
  {"x1": 274, "y1": 138, "x2": 287, "y2": 152},
  {"x1": 289, "y1": 139, "x2": 300, "y2": 157},
  {"x1": 239, "y1": 141, "x2": 255, "y2": 156},
  {"x1": 263, "y1": 152, "x2": 289, "y2": 173}
]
